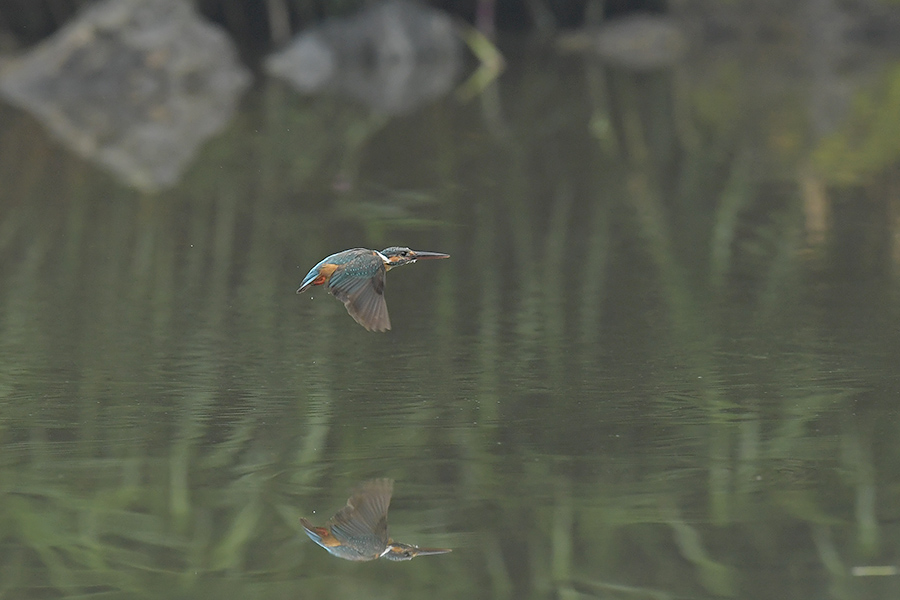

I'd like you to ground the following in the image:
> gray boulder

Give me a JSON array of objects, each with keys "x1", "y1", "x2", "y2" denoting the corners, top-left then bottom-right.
[
  {"x1": 265, "y1": 1, "x2": 462, "y2": 114},
  {"x1": 0, "y1": 0, "x2": 251, "y2": 192}
]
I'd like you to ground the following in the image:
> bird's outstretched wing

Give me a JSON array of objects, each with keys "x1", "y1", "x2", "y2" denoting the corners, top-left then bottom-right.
[
  {"x1": 328, "y1": 478, "x2": 393, "y2": 547},
  {"x1": 327, "y1": 254, "x2": 391, "y2": 332}
]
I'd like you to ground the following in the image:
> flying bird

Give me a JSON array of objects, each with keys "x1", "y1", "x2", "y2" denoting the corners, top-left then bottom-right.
[{"x1": 297, "y1": 247, "x2": 449, "y2": 331}]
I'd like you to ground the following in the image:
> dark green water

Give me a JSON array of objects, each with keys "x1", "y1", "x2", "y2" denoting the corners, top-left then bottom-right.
[{"x1": 1, "y1": 37, "x2": 900, "y2": 600}]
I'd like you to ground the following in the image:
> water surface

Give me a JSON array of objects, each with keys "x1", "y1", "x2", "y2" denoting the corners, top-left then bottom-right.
[{"x1": 1, "y1": 34, "x2": 900, "y2": 600}]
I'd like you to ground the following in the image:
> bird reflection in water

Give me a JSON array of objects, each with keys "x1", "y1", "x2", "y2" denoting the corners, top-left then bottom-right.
[{"x1": 300, "y1": 478, "x2": 452, "y2": 561}]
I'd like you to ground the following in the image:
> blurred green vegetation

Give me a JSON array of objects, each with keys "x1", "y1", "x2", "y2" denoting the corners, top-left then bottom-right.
[
  {"x1": 1, "y1": 31, "x2": 900, "y2": 600},
  {"x1": 813, "y1": 64, "x2": 900, "y2": 184}
]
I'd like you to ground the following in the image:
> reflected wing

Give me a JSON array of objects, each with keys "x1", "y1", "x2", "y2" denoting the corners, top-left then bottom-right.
[
  {"x1": 328, "y1": 478, "x2": 393, "y2": 548},
  {"x1": 327, "y1": 255, "x2": 391, "y2": 332}
]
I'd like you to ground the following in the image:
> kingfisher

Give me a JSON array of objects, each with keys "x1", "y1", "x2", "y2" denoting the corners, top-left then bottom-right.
[
  {"x1": 300, "y1": 478, "x2": 452, "y2": 562},
  {"x1": 297, "y1": 247, "x2": 450, "y2": 331}
]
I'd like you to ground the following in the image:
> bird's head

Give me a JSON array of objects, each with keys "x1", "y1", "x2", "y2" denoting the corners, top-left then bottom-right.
[
  {"x1": 379, "y1": 247, "x2": 450, "y2": 269},
  {"x1": 380, "y1": 542, "x2": 452, "y2": 561}
]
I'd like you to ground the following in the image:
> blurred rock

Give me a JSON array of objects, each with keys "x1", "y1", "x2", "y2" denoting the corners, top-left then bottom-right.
[
  {"x1": 0, "y1": 0, "x2": 250, "y2": 192},
  {"x1": 672, "y1": 0, "x2": 900, "y2": 141},
  {"x1": 557, "y1": 13, "x2": 687, "y2": 71},
  {"x1": 673, "y1": 0, "x2": 900, "y2": 49},
  {"x1": 265, "y1": 0, "x2": 461, "y2": 115}
]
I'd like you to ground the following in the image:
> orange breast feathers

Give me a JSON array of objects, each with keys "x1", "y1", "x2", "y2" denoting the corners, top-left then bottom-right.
[{"x1": 310, "y1": 263, "x2": 339, "y2": 286}]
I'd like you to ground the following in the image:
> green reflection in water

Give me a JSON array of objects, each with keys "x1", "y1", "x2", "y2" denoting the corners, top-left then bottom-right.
[{"x1": 1, "y1": 41, "x2": 900, "y2": 600}]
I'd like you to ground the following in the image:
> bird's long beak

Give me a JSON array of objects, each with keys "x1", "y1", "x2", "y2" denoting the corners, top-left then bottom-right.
[
  {"x1": 410, "y1": 250, "x2": 450, "y2": 260},
  {"x1": 412, "y1": 547, "x2": 453, "y2": 556}
]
